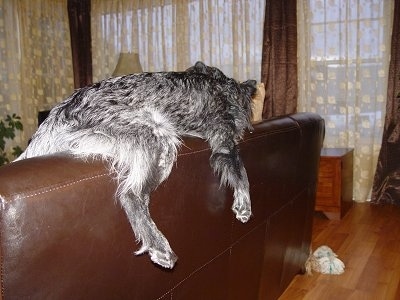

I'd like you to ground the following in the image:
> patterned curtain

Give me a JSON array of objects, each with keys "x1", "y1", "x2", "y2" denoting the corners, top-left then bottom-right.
[
  {"x1": 371, "y1": 0, "x2": 400, "y2": 205},
  {"x1": 0, "y1": 0, "x2": 74, "y2": 151},
  {"x1": 90, "y1": 0, "x2": 265, "y2": 82},
  {"x1": 261, "y1": 0, "x2": 298, "y2": 119},
  {"x1": 297, "y1": 0, "x2": 394, "y2": 202}
]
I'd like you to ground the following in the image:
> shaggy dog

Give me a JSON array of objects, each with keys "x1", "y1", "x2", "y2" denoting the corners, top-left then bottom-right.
[{"x1": 16, "y1": 61, "x2": 257, "y2": 268}]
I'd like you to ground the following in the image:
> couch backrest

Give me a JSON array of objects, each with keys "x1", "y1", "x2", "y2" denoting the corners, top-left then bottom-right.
[{"x1": 0, "y1": 113, "x2": 324, "y2": 300}]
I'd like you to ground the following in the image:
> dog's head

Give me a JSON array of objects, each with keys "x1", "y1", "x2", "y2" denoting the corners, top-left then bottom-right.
[
  {"x1": 186, "y1": 61, "x2": 257, "y2": 96},
  {"x1": 186, "y1": 61, "x2": 258, "y2": 134},
  {"x1": 239, "y1": 79, "x2": 258, "y2": 102}
]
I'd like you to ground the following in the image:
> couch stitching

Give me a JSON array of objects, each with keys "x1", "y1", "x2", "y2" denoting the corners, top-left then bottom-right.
[
  {"x1": 2, "y1": 173, "x2": 109, "y2": 202},
  {"x1": 243, "y1": 125, "x2": 299, "y2": 143},
  {"x1": 156, "y1": 247, "x2": 231, "y2": 300},
  {"x1": 178, "y1": 125, "x2": 300, "y2": 157},
  {"x1": 155, "y1": 220, "x2": 268, "y2": 300}
]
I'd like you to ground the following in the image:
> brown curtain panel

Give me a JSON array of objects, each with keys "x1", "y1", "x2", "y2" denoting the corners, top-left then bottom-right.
[
  {"x1": 371, "y1": 0, "x2": 400, "y2": 205},
  {"x1": 67, "y1": 0, "x2": 92, "y2": 88},
  {"x1": 260, "y1": 0, "x2": 298, "y2": 119}
]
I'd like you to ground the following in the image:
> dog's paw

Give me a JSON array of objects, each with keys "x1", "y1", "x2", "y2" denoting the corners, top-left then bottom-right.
[
  {"x1": 232, "y1": 187, "x2": 252, "y2": 223},
  {"x1": 233, "y1": 206, "x2": 252, "y2": 223},
  {"x1": 148, "y1": 248, "x2": 178, "y2": 269}
]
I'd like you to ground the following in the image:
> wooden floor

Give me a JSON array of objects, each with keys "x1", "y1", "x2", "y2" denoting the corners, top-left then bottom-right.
[{"x1": 279, "y1": 202, "x2": 400, "y2": 300}]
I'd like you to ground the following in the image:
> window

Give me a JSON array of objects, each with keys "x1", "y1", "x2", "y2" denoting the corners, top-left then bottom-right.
[{"x1": 297, "y1": 0, "x2": 394, "y2": 201}]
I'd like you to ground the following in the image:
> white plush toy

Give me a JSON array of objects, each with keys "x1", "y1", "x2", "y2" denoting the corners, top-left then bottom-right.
[{"x1": 305, "y1": 245, "x2": 345, "y2": 275}]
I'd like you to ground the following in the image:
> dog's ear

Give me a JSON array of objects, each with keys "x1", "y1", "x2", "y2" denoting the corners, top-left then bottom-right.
[
  {"x1": 194, "y1": 61, "x2": 207, "y2": 72},
  {"x1": 187, "y1": 61, "x2": 227, "y2": 81},
  {"x1": 185, "y1": 61, "x2": 207, "y2": 73},
  {"x1": 240, "y1": 80, "x2": 258, "y2": 97}
]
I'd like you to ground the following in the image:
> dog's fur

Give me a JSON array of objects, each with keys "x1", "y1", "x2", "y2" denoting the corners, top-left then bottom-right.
[{"x1": 16, "y1": 61, "x2": 257, "y2": 268}]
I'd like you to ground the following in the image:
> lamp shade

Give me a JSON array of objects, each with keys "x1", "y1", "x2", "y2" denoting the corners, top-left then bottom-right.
[{"x1": 112, "y1": 52, "x2": 143, "y2": 76}]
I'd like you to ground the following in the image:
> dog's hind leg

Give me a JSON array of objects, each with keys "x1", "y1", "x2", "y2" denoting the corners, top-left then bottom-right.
[
  {"x1": 119, "y1": 190, "x2": 178, "y2": 268},
  {"x1": 113, "y1": 116, "x2": 180, "y2": 268},
  {"x1": 208, "y1": 131, "x2": 252, "y2": 223},
  {"x1": 117, "y1": 149, "x2": 178, "y2": 268}
]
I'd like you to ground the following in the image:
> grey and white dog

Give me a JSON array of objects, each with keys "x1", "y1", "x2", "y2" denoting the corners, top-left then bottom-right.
[{"x1": 16, "y1": 61, "x2": 257, "y2": 269}]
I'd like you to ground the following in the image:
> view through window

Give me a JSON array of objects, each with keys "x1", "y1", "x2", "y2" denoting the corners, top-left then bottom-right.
[{"x1": 297, "y1": 0, "x2": 394, "y2": 201}]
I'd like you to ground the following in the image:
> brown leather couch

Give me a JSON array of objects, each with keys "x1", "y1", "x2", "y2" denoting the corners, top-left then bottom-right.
[{"x1": 0, "y1": 113, "x2": 324, "y2": 300}]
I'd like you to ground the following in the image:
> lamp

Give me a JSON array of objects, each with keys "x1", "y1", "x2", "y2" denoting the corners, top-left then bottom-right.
[{"x1": 112, "y1": 52, "x2": 143, "y2": 76}]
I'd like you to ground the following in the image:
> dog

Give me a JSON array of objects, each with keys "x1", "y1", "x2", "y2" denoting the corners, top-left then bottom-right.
[{"x1": 16, "y1": 61, "x2": 257, "y2": 269}]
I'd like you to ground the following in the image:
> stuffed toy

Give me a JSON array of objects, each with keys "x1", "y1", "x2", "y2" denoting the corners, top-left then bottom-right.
[{"x1": 305, "y1": 245, "x2": 345, "y2": 275}]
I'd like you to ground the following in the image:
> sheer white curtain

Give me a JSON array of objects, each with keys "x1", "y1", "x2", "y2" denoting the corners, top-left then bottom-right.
[
  {"x1": 91, "y1": 0, "x2": 265, "y2": 82},
  {"x1": 297, "y1": 0, "x2": 394, "y2": 201},
  {"x1": 0, "y1": 0, "x2": 74, "y2": 153}
]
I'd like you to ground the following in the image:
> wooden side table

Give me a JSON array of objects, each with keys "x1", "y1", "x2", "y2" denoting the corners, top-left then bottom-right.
[{"x1": 315, "y1": 148, "x2": 354, "y2": 220}]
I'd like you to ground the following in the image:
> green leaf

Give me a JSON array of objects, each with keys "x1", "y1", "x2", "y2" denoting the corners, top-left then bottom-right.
[
  {"x1": 0, "y1": 113, "x2": 24, "y2": 164},
  {"x1": 0, "y1": 152, "x2": 9, "y2": 166},
  {"x1": 0, "y1": 121, "x2": 5, "y2": 136},
  {"x1": 15, "y1": 121, "x2": 23, "y2": 131},
  {"x1": 5, "y1": 127, "x2": 15, "y2": 139},
  {"x1": 12, "y1": 146, "x2": 23, "y2": 158}
]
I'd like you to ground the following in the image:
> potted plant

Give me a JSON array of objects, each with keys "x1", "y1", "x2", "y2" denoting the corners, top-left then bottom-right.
[{"x1": 0, "y1": 113, "x2": 23, "y2": 166}]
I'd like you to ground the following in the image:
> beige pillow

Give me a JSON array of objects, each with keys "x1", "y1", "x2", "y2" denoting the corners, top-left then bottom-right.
[{"x1": 251, "y1": 82, "x2": 265, "y2": 123}]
